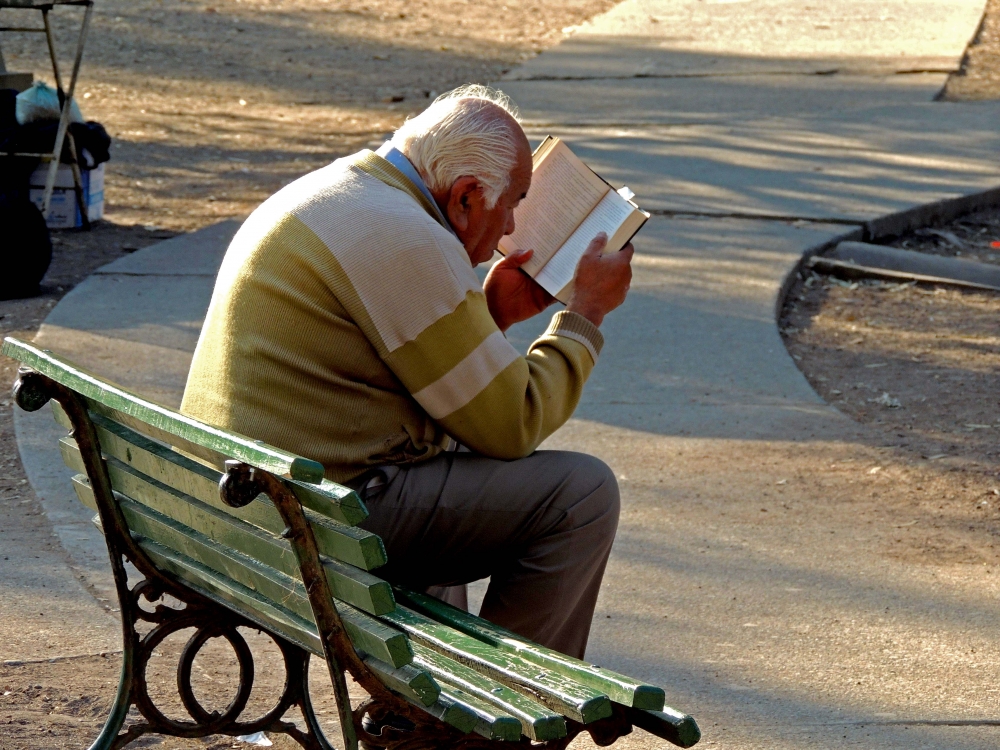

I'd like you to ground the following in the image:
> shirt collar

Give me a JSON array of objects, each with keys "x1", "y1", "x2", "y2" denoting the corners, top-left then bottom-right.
[{"x1": 375, "y1": 142, "x2": 457, "y2": 238}]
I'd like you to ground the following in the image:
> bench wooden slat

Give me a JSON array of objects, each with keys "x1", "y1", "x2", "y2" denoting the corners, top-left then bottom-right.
[
  {"x1": 57, "y1": 419, "x2": 382, "y2": 567},
  {"x1": 404, "y1": 693, "x2": 480, "y2": 735},
  {"x1": 361, "y1": 655, "x2": 440, "y2": 708},
  {"x1": 382, "y1": 605, "x2": 610, "y2": 725},
  {"x1": 88, "y1": 409, "x2": 370, "y2": 528},
  {"x1": 4, "y1": 338, "x2": 326, "y2": 483},
  {"x1": 52, "y1": 403, "x2": 370, "y2": 528},
  {"x1": 140, "y1": 543, "x2": 445, "y2": 711},
  {"x1": 397, "y1": 589, "x2": 665, "y2": 711},
  {"x1": 434, "y1": 679, "x2": 524, "y2": 742},
  {"x1": 140, "y1": 537, "x2": 324, "y2": 654},
  {"x1": 64, "y1": 459, "x2": 394, "y2": 616},
  {"x1": 631, "y1": 708, "x2": 702, "y2": 749},
  {"x1": 413, "y1": 644, "x2": 565, "y2": 742},
  {"x1": 71, "y1": 475, "x2": 412, "y2": 668}
]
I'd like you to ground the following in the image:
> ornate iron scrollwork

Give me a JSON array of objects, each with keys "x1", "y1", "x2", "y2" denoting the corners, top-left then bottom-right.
[{"x1": 104, "y1": 576, "x2": 331, "y2": 750}]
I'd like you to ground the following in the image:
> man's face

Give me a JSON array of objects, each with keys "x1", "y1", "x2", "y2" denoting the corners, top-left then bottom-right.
[
  {"x1": 436, "y1": 137, "x2": 533, "y2": 267},
  {"x1": 462, "y1": 145, "x2": 533, "y2": 266}
]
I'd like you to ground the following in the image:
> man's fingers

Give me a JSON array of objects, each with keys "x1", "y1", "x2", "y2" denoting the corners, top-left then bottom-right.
[
  {"x1": 567, "y1": 235, "x2": 636, "y2": 325},
  {"x1": 615, "y1": 248, "x2": 634, "y2": 270}
]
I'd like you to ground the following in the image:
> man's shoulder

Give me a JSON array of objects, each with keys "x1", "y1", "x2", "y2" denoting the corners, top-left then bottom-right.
[
  {"x1": 244, "y1": 155, "x2": 459, "y2": 257},
  {"x1": 221, "y1": 154, "x2": 482, "y2": 353},
  {"x1": 287, "y1": 159, "x2": 478, "y2": 290},
  {"x1": 226, "y1": 155, "x2": 464, "y2": 266},
  {"x1": 251, "y1": 155, "x2": 375, "y2": 223}
]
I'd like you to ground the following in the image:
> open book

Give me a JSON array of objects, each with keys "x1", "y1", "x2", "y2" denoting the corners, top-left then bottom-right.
[{"x1": 497, "y1": 136, "x2": 649, "y2": 303}]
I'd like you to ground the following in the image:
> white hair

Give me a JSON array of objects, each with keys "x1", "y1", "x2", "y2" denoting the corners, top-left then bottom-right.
[{"x1": 389, "y1": 85, "x2": 522, "y2": 209}]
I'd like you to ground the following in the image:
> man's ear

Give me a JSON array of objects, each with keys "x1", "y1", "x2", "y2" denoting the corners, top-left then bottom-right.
[{"x1": 446, "y1": 176, "x2": 481, "y2": 233}]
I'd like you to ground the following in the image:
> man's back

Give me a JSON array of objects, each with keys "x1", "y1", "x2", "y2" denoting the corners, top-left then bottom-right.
[{"x1": 182, "y1": 155, "x2": 474, "y2": 481}]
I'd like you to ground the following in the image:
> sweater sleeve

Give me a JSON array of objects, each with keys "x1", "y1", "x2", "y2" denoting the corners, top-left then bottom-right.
[
  {"x1": 290, "y1": 169, "x2": 603, "y2": 459},
  {"x1": 383, "y1": 292, "x2": 603, "y2": 458}
]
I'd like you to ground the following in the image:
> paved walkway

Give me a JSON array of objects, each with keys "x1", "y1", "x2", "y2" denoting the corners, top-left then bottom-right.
[{"x1": 8, "y1": 2, "x2": 1000, "y2": 747}]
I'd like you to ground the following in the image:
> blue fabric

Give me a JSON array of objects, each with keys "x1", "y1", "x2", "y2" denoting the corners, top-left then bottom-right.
[{"x1": 375, "y1": 142, "x2": 457, "y2": 237}]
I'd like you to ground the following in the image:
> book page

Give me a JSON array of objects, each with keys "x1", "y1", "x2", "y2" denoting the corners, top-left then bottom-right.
[
  {"x1": 534, "y1": 190, "x2": 639, "y2": 299},
  {"x1": 498, "y1": 139, "x2": 609, "y2": 276}
]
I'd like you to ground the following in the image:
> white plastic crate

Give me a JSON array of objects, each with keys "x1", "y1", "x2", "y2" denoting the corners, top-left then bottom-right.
[{"x1": 29, "y1": 162, "x2": 105, "y2": 229}]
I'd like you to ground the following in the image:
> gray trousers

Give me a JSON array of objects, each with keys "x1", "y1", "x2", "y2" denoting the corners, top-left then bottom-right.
[{"x1": 357, "y1": 450, "x2": 620, "y2": 659}]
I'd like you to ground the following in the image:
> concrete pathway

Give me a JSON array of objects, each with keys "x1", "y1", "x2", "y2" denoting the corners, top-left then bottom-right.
[
  {"x1": 496, "y1": 2, "x2": 1000, "y2": 748},
  {"x1": 0, "y1": 499, "x2": 119, "y2": 665},
  {"x1": 8, "y1": 1, "x2": 1000, "y2": 748}
]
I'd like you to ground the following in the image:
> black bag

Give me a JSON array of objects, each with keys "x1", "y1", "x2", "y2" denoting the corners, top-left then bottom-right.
[{"x1": 0, "y1": 193, "x2": 52, "y2": 299}]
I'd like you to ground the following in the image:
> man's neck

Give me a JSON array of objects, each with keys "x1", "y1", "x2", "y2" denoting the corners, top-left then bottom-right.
[{"x1": 375, "y1": 142, "x2": 456, "y2": 238}]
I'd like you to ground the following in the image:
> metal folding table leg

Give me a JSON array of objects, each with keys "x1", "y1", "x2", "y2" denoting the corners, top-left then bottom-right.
[{"x1": 39, "y1": 1, "x2": 93, "y2": 226}]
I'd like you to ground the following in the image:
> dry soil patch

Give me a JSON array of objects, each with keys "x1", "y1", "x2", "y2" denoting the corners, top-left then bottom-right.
[
  {"x1": 941, "y1": 0, "x2": 1000, "y2": 99},
  {"x1": 781, "y1": 207, "x2": 1000, "y2": 567}
]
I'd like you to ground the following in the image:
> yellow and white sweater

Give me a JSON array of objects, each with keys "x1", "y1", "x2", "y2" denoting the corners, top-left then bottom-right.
[{"x1": 181, "y1": 150, "x2": 604, "y2": 482}]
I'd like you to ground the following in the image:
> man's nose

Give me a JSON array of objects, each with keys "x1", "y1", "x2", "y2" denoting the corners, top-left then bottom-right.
[{"x1": 505, "y1": 211, "x2": 516, "y2": 236}]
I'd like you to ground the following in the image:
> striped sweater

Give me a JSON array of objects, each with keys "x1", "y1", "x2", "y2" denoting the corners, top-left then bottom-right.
[{"x1": 181, "y1": 150, "x2": 604, "y2": 482}]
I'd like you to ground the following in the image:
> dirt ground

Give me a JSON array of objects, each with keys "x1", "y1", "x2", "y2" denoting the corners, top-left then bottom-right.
[
  {"x1": 781, "y1": 208, "x2": 1000, "y2": 470},
  {"x1": 1, "y1": 0, "x2": 615, "y2": 232},
  {"x1": 941, "y1": 0, "x2": 1000, "y2": 100},
  {"x1": 780, "y1": 206, "x2": 1000, "y2": 567},
  {"x1": 1, "y1": 625, "x2": 356, "y2": 749},
  {"x1": 2, "y1": 0, "x2": 1000, "y2": 748}
]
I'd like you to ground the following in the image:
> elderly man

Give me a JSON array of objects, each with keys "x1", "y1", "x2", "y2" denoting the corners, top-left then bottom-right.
[{"x1": 182, "y1": 85, "x2": 633, "y2": 660}]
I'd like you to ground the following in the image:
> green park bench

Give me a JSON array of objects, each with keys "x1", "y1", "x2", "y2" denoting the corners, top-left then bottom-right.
[{"x1": 3, "y1": 336, "x2": 701, "y2": 750}]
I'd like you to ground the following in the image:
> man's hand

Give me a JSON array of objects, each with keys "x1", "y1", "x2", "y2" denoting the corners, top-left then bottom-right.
[
  {"x1": 484, "y1": 249, "x2": 556, "y2": 332},
  {"x1": 566, "y1": 233, "x2": 633, "y2": 327}
]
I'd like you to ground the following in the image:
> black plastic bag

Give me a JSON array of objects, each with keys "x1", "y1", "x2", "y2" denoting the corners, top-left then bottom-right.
[{"x1": 0, "y1": 193, "x2": 52, "y2": 299}]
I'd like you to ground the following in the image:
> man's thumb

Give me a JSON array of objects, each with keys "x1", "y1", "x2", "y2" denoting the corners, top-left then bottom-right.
[
  {"x1": 584, "y1": 232, "x2": 608, "y2": 258},
  {"x1": 503, "y1": 248, "x2": 534, "y2": 267}
]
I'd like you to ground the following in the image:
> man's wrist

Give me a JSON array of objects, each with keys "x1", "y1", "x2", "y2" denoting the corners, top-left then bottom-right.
[
  {"x1": 487, "y1": 301, "x2": 513, "y2": 332},
  {"x1": 565, "y1": 302, "x2": 605, "y2": 328}
]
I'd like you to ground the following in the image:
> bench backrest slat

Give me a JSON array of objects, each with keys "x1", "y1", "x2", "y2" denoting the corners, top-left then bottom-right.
[
  {"x1": 139, "y1": 537, "x2": 439, "y2": 708},
  {"x1": 132, "y1": 526, "x2": 443, "y2": 719},
  {"x1": 51, "y1": 401, "x2": 369, "y2": 527},
  {"x1": 141, "y1": 537, "x2": 324, "y2": 653},
  {"x1": 145, "y1": 534, "x2": 446, "y2": 716},
  {"x1": 56, "y1": 412, "x2": 382, "y2": 567},
  {"x1": 70, "y1": 474, "x2": 412, "y2": 669},
  {"x1": 3, "y1": 337, "x2": 326, "y2": 483},
  {"x1": 397, "y1": 589, "x2": 665, "y2": 711},
  {"x1": 60, "y1": 439, "x2": 394, "y2": 616}
]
